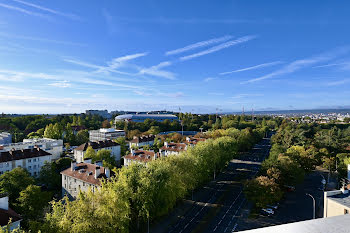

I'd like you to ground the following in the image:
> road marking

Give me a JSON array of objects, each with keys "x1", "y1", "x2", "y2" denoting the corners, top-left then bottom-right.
[
  {"x1": 231, "y1": 223, "x2": 238, "y2": 232},
  {"x1": 224, "y1": 226, "x2": 229, "y2": 232}
]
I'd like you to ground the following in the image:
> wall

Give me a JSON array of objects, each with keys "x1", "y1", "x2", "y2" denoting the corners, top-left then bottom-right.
[{"x1": 61, "y1": 174, "x2": 99, "y2": 200}]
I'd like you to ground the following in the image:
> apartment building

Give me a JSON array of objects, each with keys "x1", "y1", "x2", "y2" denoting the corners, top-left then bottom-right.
[
  {"x1": 60, "y1": 160, "x2": 110, "y2": 200},
  {"x1": 0, "y1": 195, "x2": 21, "y2": 231},
  {"x1": 0, "y1": 138, "x2": 63, "y2": 160},
  {"x1": 0, "y1": 147, "x2": 52, "y2": 176},
  {"x1": 159, "y1": 142, "x2": 187, "y2": 156},
  {"x1": 123, "y1": 149, "x2": 160, "y2": 166},
  {"x1": 129, "y1": 135, "x2": 155, "y2": 148},
  {"x1": 74, "y1": 140, "x2": 121, "y2": 163},
  {"x1": 89, "y1": 128, "x2": 125, "y2": 142}
]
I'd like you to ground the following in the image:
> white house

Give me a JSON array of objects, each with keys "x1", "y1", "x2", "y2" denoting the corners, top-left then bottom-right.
[
  {"x1": 159, "y1": 142, "x2": 187, "y2": 156},
  {"x1": 74, "y1": 140, "x2": 121, "y2": 164},
  {"x1": 0, "y1": 147, "x2": 52, "y2": 176},
  {"x1": 0, "y1": 138, "x2": 63, "y2": 160},
  {"x1": 129, "y1": 135, "x2": 155, "y2": 148},
  {"x1": 0, "y1": 195, "x2": 21, "y2": 231},
  {"x1": 60, "y1": 160, "x2": 110, "y2": 200},
  {"x1": 123, "y1": 149, "x2": 159, "y2": 167}
]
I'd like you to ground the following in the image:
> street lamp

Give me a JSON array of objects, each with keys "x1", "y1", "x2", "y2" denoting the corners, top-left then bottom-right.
[{"x1": 306, "y1": 193, "x2": 315, "y2": 219}]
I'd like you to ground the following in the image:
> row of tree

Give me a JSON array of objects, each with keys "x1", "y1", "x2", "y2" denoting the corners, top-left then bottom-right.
[{"x1": 21, "y1": 126, "x2": 266, "y2": 233}]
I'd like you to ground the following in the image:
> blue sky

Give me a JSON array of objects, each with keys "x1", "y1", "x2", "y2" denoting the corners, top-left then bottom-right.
[{"x1": 1, "y1": 0, "x2": 350, "y2": 114}]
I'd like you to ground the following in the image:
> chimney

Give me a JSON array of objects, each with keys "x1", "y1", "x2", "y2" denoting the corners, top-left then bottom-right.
[
  {"x1": 84, "y1": 158, "x2": 92, "y2": 164},
  {"x1": 71, "y1": 161, "x2": 76, "y2": 171},
  {"x1": 94, "y1": 166, "x2": 101, "y2": 179},
  {"x1": 164, "y1": 142, "x2": 168, "y2": 147},
  {"x1": 186, "y1": 137, "x2": 190, "y2": 142},
  {"x1": 153, "y1": 153, "x2": 157, "y2": 160},
  {"x1": 131, "y1": 148, "x2": 135, "y2": 155},
  {"x1": 0, "y1": 196, "x2": 9, "y2": 210},
  {"x1": 105, "y1": 167, "x2": 110, "y2": 178}
]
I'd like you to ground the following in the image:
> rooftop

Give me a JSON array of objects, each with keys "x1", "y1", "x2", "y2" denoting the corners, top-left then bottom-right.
[
  {"x1": 160, "y1": 143, "x2": 187, "y2": 152},
  {"x1": 328, "y1": 192, "x2": 350, "y2": 208},
  {"x1": 0, "y1": 207, "x2": 21, "y2": 227},
  {"x1": 130, "y1": 135, "x2": 155, "y2": 143},
  {"x1": 124, "y1": 150, "x2": 159, "y2": 163},
  {"x1": 60, "y1": 162, "x2": 108, "y2": 186},
  {"x1": 0, "y1": 148, "x2": 51, "y2": 163},
  {"x1": 75, "y1": 140, "x2": 119, "y2": 151}
]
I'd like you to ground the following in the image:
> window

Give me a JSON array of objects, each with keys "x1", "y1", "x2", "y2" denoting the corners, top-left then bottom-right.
[
  {"x1": 0, "y1": 164, "x2": 2, "y2": 168},
  {"x1": 33, "y1": 158, "x2": 36, "y2": 162},
  {"x1": 28, "y1": 159, "x2": 31, "y2": 163},
  {"x1": 28, "y1": 166, "x2": 31, "y2": 170},
  {"x1": 345, "y1": 209, "x2": 349, "y2": 214},
  {"x1": 5, "y1": 163, "x2": 9, "y2": 167},
  {"x1": 34, "y1": 165, "x2": 37, "y2": 169},
  {"x1": 64, "y1": 176, "x2": 66, "y2": 180},
  {"x1": 83, "y1": 182, "x2": 85, "y2": 186},
  {"x1": 34, "y1": 172, "x2": 37, "y2": 176}
]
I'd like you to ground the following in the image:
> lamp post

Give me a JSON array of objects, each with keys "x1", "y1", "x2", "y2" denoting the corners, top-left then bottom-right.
[{"x1": 306, "y1": 193, "x2": 315, "y2": 219}]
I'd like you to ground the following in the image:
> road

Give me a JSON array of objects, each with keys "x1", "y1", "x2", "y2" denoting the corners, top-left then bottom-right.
[{"x1": 152, "y1": 136, "x2": 271, "y2": 233}]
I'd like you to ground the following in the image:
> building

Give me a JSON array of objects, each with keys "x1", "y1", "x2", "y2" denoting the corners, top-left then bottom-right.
[
  {"x1": 324, "y1": 183, "x2": 350, "y2": 218},
  {"x1": 115, "y1": 114, "x2": 178, "y2": 123},
  {"x1": 74, "y1": 140, "x2": 120, "y2": 163},
  {"x1": 60, "y1": 160, "x2": 110, "y2": 199},
  {"x1": 0, "y1": 138, "x2": 63, "y2": 160},
  {"x1": 0, "y1": 133, "x2": 11, "y2": 145},
  {"x1": 184, "y1": 137, "x2": 206, "y2": 147},
  {"x1": 0, "y1": 147, "x2": 52, "y2": 176},
  {"x1": 123, "y1": 149, "x2": 160, "y2": 166},
  {"x1": 159, "y1": 142, "x2": 187, "y2": 156},
  {"x1": 0, "y1": 195, "x2": 21, "y2": 231},
  {"x1": 239, "y1": 214, "x2": 350, "y2": 233},
  {"x1": 85, "y1": 110, "x2": 111, "y2": 119},
  {"x1": 89, "y1": 128, "x2": 125, "y2": 142},
  {"x1": 129, "y1": 135, "x2": 155, "y2": 148}
]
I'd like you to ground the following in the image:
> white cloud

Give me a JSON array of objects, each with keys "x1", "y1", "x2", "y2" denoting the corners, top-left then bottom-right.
[
  {"x1": 0, "y1": 2, "x2": 49, "y2": 18},
  {"x1": 139, "y1": 61, "x2": 176, "y2": 80},
  {"x1": 242, "y1": 47, "x2": 350, "y2": 84},
  {"x1": 326, "y1": 79, "x2": 350, "y2": 86},
  {"x1": 204, "y1": 77, "x2": 216, "y2": 82},
  {"x1": 220, "y1": 61, "x2": 282, "y2": 75},
  {"x1": 48, "y1": 80, "x2": 71, "y2": 88},
  {"x1": 180, "y1": 35, "x2": 256, "y2": 61},
  {"x1": 11, "y1": 0, "x2": 81, "y2": 20},
  {"x1": 165, "y1": 35, "x2": 233, "y2": 56}
]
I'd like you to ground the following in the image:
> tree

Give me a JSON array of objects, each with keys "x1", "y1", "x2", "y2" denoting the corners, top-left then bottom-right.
[
  {"x1": 244, "y1": 176, "x2": 283, "y2": 208},
  {"x1": 96, "y1": 149, "x2": 117, "y2": 168},
  {"x1": 84, "y1": 146, "x2": 96, "y2": 160},
  {"x1": 0, "y1": 168, "x2": 34, "y2": 204},
  {"x1": 102, "y1": 120, "x2": 111, "y2": 128},
  {"x1": 76, "y1": 130, "x2": 89, "y2": 145},
  {"x1": 16, "y1": 185, "x2": 52, "y2": 221},
  {"x1": 114, "y1": 137, "x2": 127, "y2": 156}
]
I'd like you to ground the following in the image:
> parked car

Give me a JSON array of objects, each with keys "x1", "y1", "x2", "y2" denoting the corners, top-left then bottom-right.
[
  {"x1": 261, "y1": 208, "x2": 274, "y2": 216},
  {"x1": 267, "y1": 204, "x2": 279, "y2": 210}
]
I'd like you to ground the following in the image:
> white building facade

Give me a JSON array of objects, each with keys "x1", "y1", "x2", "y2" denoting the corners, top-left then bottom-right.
[
  {"x1": 0, "y1": 147, "x2": 52, "y2": 176},
  {"x1": 89, "y1": 128, "x2": 125, "y2": 142},
  {"x1": 0, "y1": 138, "x2": 63, "y2": 160},
  {"x1": 0, "y1": 132, "x2": 11, "y2": 145},
  {"x1": 74, "y1": 140, "x2": 121, "y2": 164}
]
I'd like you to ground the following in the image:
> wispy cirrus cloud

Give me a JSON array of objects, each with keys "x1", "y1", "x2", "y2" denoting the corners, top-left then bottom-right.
[
  {"x1": 242, "y1": 47, "x2": 350, "y2": 84},
  {"x1": 139, "y1": 61, "x2": 176, "y2": 80},
  {"x1": 326, "y1": 79, "x2": 350, "y2": 86},
  {"x1": 220, "y1": 61, "x2": 282, "y2": 75},
  {"x1": 10, "y1": 0, "x2": 81, "y2": 20},
  {"x1": 165, "y1": 35, "x2": 233, "y2": 56},
  {"x1": 180, "y1": 35, "x2": 257, "y2": 61},
  {"x1": 0, "y1": 2, "x2": 49, "y2": 18},
  {"x1": 204, "y1": 77, "x2": 216, "y2": 82},
  {"x1": 48, "y1": 80, "x2": 71, "y2": 88},
  {"x1": 0, "y1": 32, "x2": 86, "y2": 46}
]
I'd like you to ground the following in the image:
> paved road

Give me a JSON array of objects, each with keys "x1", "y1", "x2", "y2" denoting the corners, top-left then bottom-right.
[{"x1": 155, "y1": 136, "x2": 271, "y2": 233}]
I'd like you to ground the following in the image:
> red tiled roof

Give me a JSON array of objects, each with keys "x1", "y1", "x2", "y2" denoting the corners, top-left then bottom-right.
[
  {"x1": 160, "y1": 143, "x2": 187, "y2": 152},
  {"x1": 75, "y1": 140, "x2": 119, "y2": 151},
  {"x1": 0, "y1": 207, "x2": 21, "y2": 227},
  {"x1": 185, "y1": 137, "x2": 206, "y2": 145},
  {"x1": 60, "y1": 163, "x2": 107, "y2": 186},
  {"x1": 0, "y1": 148, "x2": 51, "y2": 163},
  {"x1": 124, "y1": 150, "x2": 159, "y2": 163}
]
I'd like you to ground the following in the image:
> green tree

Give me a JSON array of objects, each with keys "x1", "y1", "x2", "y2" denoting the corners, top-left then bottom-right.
[
  {"x1": 16, "y1": 185, "x2": 52, "y2": 221},
  {"x1": 84, "y1": 146, "x2": 96, "y2": 160},
  {"x1": 0, "y1": 168, "x2": 34, "y2": 204}
]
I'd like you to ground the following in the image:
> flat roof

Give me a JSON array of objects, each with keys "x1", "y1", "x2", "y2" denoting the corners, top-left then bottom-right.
[
  {"x1": 328, "y1": 192, "x2": 350, "y2": 208},
  {"x1": 240, "y1": 214, "x2": 350, "y2": 233}
]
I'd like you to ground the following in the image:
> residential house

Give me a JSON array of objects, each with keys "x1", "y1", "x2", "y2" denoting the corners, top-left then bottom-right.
[
  {"x1": 74, "y1": 140, "x2": 120, "y2": 163},
  {"x1": 159, "y1": 142, "x2": 187, "y2": 156},
  {"x1": 184, "y1": 137, "x2": 206, "y2": 147},
  {"x1": 0, "y1": 147, "x2": 52, "y2": 176},
  {"x1": 129, "y1": 135, "x2": 155, "y2": 149},
  {"x1": 123, "y1": 149, "x2": 160, "y2": 166},
  {"x1": 0, "y1": 195, "x2": 21, "y2": 231},
  {"x1": 0, "y1": 138, "x2": 63, "y2": 160},
  {"x1": 60, "y1": 160, "x2": 110, "y2": 200}
]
